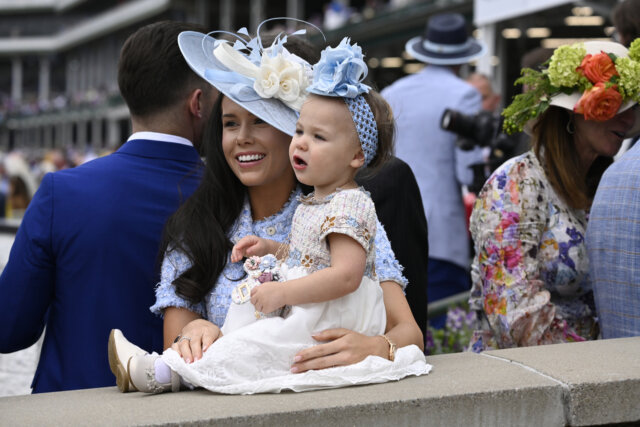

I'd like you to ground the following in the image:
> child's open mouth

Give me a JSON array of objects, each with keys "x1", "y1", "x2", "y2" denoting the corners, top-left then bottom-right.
[{"x1": 293, "y1": 155, "x2": 307, "y2": 169}]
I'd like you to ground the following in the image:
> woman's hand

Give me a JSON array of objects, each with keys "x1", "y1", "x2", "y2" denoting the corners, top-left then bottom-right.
[
  {"x1": 290, "y1": 328, "x2": 388, "y2": 373},
  {"x1": 290, "y1": 281, "x2": 424, "y2": 373},
  {"x1": 170, "y1": 318, "x2": 222, "y2": 364}
]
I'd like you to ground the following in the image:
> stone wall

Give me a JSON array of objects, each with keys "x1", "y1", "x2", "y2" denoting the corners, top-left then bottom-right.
[{"x1": 1, "y1": 337, "x2": 638, "y2": 426}]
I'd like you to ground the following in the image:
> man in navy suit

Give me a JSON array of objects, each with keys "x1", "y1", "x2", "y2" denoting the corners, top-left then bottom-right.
[{"x1": 0, "y1": 21, "x2": 217, "y2": 393}]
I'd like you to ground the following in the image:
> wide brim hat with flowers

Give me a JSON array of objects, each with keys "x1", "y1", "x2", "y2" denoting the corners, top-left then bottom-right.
[
  {"x1": 178, "y1": 25, "x2": 313, "y2": 136},
  {"x1": 504, "y1": 39, "x2": 640, "y2": 137},
  {"x1": 405, "y1": 13, "x2": 486, "y2": 65}
]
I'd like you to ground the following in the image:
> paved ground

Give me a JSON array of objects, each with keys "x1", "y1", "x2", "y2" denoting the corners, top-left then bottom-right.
[
  {"x1": 0, "y1": 234, "x2": 41, "y2": 396},
  {"x1": 0, "y1": 233, "x2": 40, "y2": 397},
  {"x1": 0, "y1": 337, "x2": 41, "y2": 397}
]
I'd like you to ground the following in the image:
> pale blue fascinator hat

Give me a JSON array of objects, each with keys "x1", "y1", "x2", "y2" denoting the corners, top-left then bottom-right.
[{"x1": 178, "y1": 19, "x2": 318, "y2": 136}]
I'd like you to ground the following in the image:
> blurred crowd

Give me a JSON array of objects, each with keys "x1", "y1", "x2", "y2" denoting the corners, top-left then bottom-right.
[
  {"x1": 0, "y1": 88, "x2": 120, "y2": 123},
  {"x1": 310, "y1": 0, "x2": 419, "y2": 30},
  {"x1": 0, "y1": 148, "x2": 107, "y2": 219}
]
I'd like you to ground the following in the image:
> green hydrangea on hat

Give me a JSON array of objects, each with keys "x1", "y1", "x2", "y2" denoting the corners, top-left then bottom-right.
[{"x1": 503, "y1": 38, "x2": 640, "y2": 134}]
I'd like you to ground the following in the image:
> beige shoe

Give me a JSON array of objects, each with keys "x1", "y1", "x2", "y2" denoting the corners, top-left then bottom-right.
[
  {"x1": 128, "y1": 353, "x2": 181, "y2": 393},
  {"x1": 108, "y1": 329, "x2": 148, "y2": 392}
]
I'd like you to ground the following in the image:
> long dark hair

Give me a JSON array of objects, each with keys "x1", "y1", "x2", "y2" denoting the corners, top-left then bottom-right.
[
  {"x1": 532, "y1": 106, "x2": 612, "y2": 210},
  {"x1": 160, "y1": 34, "x2": 321, "y2": 304},
  {"x1": 160, "y1": 95, "x2": 245, "y2": 304}
]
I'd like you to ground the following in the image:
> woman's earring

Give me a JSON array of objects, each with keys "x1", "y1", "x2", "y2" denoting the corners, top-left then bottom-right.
[{"x1": 566, "y1": 119, "x2": 575, "y2": 134}]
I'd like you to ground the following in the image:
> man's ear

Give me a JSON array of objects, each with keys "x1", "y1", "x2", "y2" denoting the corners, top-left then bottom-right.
[
  {"x1": 350, "y1": 148, "x2": 365, "y2": 169},
  {"x1": 188, "y1": 88, "x2": 203, "y2": 118}
]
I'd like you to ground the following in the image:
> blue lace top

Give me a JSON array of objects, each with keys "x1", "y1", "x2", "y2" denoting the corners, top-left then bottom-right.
[{"x1": 150, "y1": 187, "x2": 407, "y2": 327}]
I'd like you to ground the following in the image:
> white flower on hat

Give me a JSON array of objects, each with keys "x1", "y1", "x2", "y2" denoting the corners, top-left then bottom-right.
[
  {"x1": 255, "y1": 56, "x2": 281, "y2": 98},
  {"x1": 254, "y1": 48, "x2": 309, "y2": 111}
]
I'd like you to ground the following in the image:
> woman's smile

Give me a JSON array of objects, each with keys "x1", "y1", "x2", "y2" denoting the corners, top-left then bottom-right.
[{"x1": 236, "y1": 151, "x2": 266, "y2": 166}]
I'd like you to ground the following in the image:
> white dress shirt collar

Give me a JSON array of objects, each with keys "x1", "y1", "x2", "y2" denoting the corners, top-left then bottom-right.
[{"x1": 127, "y1": 131, "x2": 193, "y2": 147}]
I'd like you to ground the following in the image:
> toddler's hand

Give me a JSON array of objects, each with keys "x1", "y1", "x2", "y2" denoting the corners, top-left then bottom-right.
[
  {"x1": 251, "y1": 281, "x2": 286, "y2": 314},
  {"x1": 231, "y1": 235, "x2": 266, "y2": 263}
]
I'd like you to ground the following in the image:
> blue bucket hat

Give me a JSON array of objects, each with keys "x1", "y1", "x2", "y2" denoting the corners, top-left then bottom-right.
[{"x1": 405, "y1": 13, "x2": 486, "y2": 65}]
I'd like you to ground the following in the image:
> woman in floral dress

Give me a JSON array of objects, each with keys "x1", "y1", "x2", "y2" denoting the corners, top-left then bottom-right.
[{"x1": 468, "y1": 39, "x2": 640, "y2": 351}]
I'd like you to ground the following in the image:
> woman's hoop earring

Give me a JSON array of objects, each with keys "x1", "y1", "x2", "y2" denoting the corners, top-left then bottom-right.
[{"x1": 566, "y1": 119, "x2": 575, "y2": 135}]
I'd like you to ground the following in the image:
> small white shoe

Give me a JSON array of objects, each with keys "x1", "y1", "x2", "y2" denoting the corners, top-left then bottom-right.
[
  {"x1": 127, "y1": 353, "x2": 182, "y2": 394},
  {"x1": 108, "y1": 329, "x2": 149, "y2": 392}
]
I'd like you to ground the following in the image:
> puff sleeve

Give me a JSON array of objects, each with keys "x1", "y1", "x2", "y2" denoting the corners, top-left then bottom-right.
[
  {"x1": 318, "y1": 189, "x2": 377, "y2": 253},
  {"x1": 150, "y1": 249, "x2": 207, "y2": 318}
]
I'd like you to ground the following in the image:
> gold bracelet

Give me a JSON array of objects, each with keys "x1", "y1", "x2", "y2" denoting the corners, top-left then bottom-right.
[{"x1": 380, "y1": 334, "x2": 396, "y2": 362}]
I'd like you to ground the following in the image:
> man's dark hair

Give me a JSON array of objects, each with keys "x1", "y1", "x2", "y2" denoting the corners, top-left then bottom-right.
[{"x1": 118, "y1": 21, "x2": 207, "y2": 117}]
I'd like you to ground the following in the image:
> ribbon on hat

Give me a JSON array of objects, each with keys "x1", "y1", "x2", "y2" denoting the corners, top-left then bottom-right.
[
  {"x1": 215, "y1": 42, "x2": 261, "y2": 79},
  {"x1": 204, "y1": 68, "x2": 263, "y2": 102}
]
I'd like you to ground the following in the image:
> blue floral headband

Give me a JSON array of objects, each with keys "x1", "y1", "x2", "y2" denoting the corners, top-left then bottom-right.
[{"x1": 307, "y1": 38, "x2": 378, "y2": 167}]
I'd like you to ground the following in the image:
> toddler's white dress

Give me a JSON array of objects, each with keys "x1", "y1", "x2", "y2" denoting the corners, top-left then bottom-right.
[{"x1": 161, "y1": 188, "x2": 431, "y2": 394}]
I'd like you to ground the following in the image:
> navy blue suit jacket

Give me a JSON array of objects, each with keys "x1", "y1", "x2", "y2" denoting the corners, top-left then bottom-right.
[{"x1": 0, "y1": 138, "x2": 202, "y2": 393}]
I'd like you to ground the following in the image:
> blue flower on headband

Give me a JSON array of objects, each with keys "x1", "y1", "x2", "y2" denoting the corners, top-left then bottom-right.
[{"x1": 308, "y1": 37, "x2": 370, "y2": 98}]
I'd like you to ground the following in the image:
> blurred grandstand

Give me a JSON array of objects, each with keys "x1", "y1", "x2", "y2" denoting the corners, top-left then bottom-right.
[{"x1": 0, "y1": 0, "x2": 619, "y2": 203}]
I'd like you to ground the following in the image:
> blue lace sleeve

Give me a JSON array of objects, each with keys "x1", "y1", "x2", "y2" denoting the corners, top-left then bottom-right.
[
  {"x1": 150, "y1": 249, "x2": 207, "y2": 318},
  {"x1": 373, "y1": 219, "x2": 408, "y2": 289}
]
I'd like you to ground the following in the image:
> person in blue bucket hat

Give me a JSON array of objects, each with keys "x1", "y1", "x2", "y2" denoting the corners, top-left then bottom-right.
[{"x1": 383, "y1": 13, "x2": 488, "y2": 327}]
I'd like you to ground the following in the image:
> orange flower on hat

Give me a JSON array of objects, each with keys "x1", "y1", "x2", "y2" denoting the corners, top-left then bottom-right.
[
  {"x1": 576, "y1": 52, "x2": 619, "y2": 84},
  {"x1": 574, "y1": 82, "x2": 623, "y2": 121}
]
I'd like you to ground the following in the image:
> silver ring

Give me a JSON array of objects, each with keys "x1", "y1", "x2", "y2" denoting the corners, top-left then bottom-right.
[{"x1": 178, "y1": 336, "x2": 192, "y2": 343}]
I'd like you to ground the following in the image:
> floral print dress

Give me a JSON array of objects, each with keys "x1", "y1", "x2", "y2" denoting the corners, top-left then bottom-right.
[{"x1": 468, "y1": 150, "x2": 596, "y2": 352}]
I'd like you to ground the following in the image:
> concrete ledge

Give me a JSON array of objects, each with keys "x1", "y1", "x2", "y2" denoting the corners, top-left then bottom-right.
[
  {"x1": 484, "y1": 337, "x2": 640, "y2": 426},
  {"x1": 0, "y1": 338, "x2": 638, "y2": 426}
]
